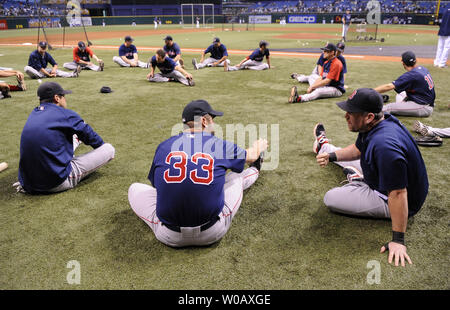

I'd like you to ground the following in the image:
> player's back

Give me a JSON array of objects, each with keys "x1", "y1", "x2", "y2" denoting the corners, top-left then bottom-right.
[{"x1": 148, "y1": 132, "x2": 246, "y2": 227}]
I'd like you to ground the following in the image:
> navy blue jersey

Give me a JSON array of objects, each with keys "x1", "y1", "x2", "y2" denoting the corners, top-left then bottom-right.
[
  {"x1": 248, "y1": 48, "x2": 270, "y2": 62},
  {"x1": 322, "y1": 57, "x2": 345, "y2": 93},
  {"x1": 392, "y1": 66, "x2": 435, "y2": 106},
  {"x1": 355, "y1": 114, "x2": 428, "y2": 216},
  {"x1": 118, "y1": 44, "x2": 138, "y2": 59},
  {"x1": 148, "y1": 132, "x2": 246, "y2": 228},
  {"x1": 28, "y1": 50, "x2": 57, "y2": 71},
  {"x1": 204, "y1": 44, "x2": 228, "y2": 60},
  {"x1": 438, "y1": 8, "x2": 450, "y2": 36},
  {"x1": 317, "y1": 54, "x2": 347, "y2": 74},
  {"x1": 343, "y1": 13, "x2": 351, "y2": 25},
  {"x1": 163, "y1": 42, "x2": 181, "y2": 59},
  {"x1": 151, "y1": 55, "x2": 176, "y2": 74},
  {"x1": 18, "y1": 102, "x2": 104, "y2": 194}
]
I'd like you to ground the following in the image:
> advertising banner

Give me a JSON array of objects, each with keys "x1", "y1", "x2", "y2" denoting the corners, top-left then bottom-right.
[
  {"x1": 28, "y1": 17, "x2": 61, "y2": 28},
  {"x1": 288, "y1": 15, "x2": 317, "y2": 24},
  {"x1": 249, "y1": 15, "x2": 272, "y2": 24}
]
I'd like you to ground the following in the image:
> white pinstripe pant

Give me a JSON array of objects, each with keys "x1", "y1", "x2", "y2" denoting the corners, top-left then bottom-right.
[{"x1": 128, "y1": 167, "x2": 259, "y2": 247}]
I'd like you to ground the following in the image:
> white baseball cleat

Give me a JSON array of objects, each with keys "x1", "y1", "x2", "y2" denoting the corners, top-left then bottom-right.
[
  {"x1": 192, "y1": 58, "x2": 198, "y2": 70},
  {"x1": 313, "y1": 123, "x2": 328, "y2": 154},
  {"x1": 342, "y1": 166, "x2": 364, "y2": 183},
  {"x1": 413, "y1": 120, "x2": 435, "y2": 137}
]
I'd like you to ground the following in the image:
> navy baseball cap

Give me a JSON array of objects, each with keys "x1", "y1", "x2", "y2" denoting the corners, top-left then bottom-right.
[
  {"x1": 37, "y1": 82, "x2": 72, "y2": 101},
  {"x1": 401, "y1": 51, "x2": 416, "y2": 66},
  {"x1": 182, "y1": 100, "x2": 223, "y2": 123},
  {"x1": 259, "y1": 40, "x2": 269, "y2": 47},
  {"x1": 336, "y1": 42, "x2": 345, "y2": 52},
  {"x1": 164, "y1": 35, "x2": 173, "y2": 41},
  {"x1": 212, "y1": 37, "x2": 220, "y2": 44},
  {"x1": 336, "y1": 88, "x2": 383, "y2": 113},
  {"x1": 78, "y1": 41, "x2": 86, "y2": 49},
  {"x1": 124, "y1": 35, "x2": 134, "y2": 42},
  {"x1": 321, "y1": 43, "x2": 337, "y2": 52},
  {"x1": 38, "y1": 41, "x2": 47, "y2": 49}
]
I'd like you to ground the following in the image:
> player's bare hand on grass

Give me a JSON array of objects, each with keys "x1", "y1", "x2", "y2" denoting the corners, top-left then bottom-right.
[
  {"x1": 147, "y1": 72, "x2": 154, "y2": 79},
  {"x1": 185, "y1": 73, "x2": 193, "y2": 80},
  {"x1": 316, "y1": 153, "x2": 329, "y2": 167},
  {"x1": 380, "y1": 242, "x2": 412, "y2": 267}
]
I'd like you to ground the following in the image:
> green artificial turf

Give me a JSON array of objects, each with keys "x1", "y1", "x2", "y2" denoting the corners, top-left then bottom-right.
[{"x1": 0, "y1": 24, "x2": 449, "y2": 290}]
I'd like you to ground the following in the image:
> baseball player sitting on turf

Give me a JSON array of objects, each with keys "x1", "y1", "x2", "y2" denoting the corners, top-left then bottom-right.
[
  {"x1": 313, "y1": 88, "x2": 428, "y2": 267},
  {"x1": 113, "y1": 36, "x2": 149, "y2": 68},
  {"x1": 291, "y1": 41, "x2": 347, "y2": 86},
  {"x1": 24, "y1": 41, "x2": 81, "y2": 79},
  {"x1": 0, "y1": 69, "x2": 26, "y2": 99},
  {"x1": 374, "y1": 51, "x2": 435, "y2": 117},
  {"x1": 289, "y1": 43, "x2": 345, "y2": 103},
  {"x1": 147, "y1": 49, "x2": 195, "y2": 86},
  {"x1": 163, "y1": 35, "x2": 184, "y2": 68},
  {"x1": 63, "y1": 41, "x2": 104, "y2": 72},
  {"x1": 192, "y1": 37, "x2": 230, "y2": 70},
  {"x1": 15, "y1": 82, "x2": 115, "y2": 194},
  {"x1": 128, "y1": 99, "x2": 268, "y2": 247},
  {"x1": 225, "y1": 40, "x2": 271, "y2": 71}
]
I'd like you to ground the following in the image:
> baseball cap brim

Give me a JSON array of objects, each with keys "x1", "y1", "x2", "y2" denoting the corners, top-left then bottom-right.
[
  {"x1": 336, "y1": 100, "x2": 365, "y2": 113},
  {"x1": 208, "y1": 109, "x2": 223, "y2": 118}
]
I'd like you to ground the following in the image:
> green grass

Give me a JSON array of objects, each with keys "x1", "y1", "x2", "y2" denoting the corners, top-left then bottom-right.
[{"x1": 0, "y1": 25, "x2": 449, "y2": 290}]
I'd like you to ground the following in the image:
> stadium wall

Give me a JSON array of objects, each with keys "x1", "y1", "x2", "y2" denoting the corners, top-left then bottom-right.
[{"x1": 0, "y1": 12, "x2": 440, "y2": 29}]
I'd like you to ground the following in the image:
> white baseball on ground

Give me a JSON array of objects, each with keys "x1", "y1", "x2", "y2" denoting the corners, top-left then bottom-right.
[{"x1": 37, "y1": 79, "x2": 42, "y2": 84}]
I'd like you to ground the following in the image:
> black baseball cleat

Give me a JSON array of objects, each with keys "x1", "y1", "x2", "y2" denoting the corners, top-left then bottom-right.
[
  {"x1": 382, "y1": 94, "x2": 389, "y2": 103},
  {"x1": 342, "y1": 166, "x2": 364, "y2": 183},
  {"x1": 187, "y1": 77, "x2": 195, "y2": 86},
  {"x1": 17, "y1": 75, "x2": 26, "y2": 91},
  {"x1": 249, "y1": 152, "x2": 264, "y2": 172},
  {"x1": 313, "y1": 123, "x2": 329, "y2": 154},
  {"x1": 99, "y1": 60, "x2": 104, "y2": 71},
  {"x1": 73, "y1": 65, "x2": 81, "y2": 77},
  {"x1": 288, "y1": 86, "x2": 301, "y2": 103},
  {"x1": 290, "y1": 73, "x2": 299, "y2": 79}
]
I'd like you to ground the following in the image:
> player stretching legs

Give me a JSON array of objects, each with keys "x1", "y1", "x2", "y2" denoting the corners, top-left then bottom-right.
[
  {"x1": 192, "y1": 37, "x2": 230, "y2": 70},
  {"x1": 226, "y1": 41, "x2": 271, "y2": 71},
  {"x1": 147, "y1": 49, "x2": 194, "y2": 86},
  {"x1": 374, "y1": 51, "x2": 435, "y2": 117},
  {"x1": 128, "y1": 99, "x2": 268, "y2": 247},
  {"x1": 289, "y1": 43, "x2": 344, "y2": 103},
  {"x1": 313, "y1": 88, "x2": 428, "y2": 267}
]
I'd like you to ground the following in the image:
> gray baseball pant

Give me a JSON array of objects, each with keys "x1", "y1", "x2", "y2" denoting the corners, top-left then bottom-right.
[
  {"x1": 64, "y1": 61, "x2": 100, "y2": 72},
  {"x1": 427, "y1": 126, "x2": 450, "y2": 138},
  {"x1": 383, "y1": 92, "x2": 433, "y2": 117},
  {"x1": 48, "y1": 143, "x2": 115, "y2": 193},
  {"x1": 148, "y1": 70, "x2": 190, "y2": 86},
  {"x1": 300, "y1": 86, "x2": 342, "y2": 102},
  {"x1": 24, "y1": 66, "x2": 76, "y2": 79},
  {"x1": 342, "y1": 24, "x2": 350, "y2": 39},
  {"x1": 112, "y1": 56, "x2": 148, "y2": 68},
  {"x1": 296, "y1": 66, "x2": 320, "y2": 86},
  {"x1": 318, "y1": 142, "x2": 390, "y2": 218},
  {"x1": 128, "y1": 167, "x2": 260, "y2": 247},
  {"x1": 197, "y1": 57, "x2": 230, "y2": 69},
  {"x1": 227, "y1": 59, "x2": 269, "y2": 71}
]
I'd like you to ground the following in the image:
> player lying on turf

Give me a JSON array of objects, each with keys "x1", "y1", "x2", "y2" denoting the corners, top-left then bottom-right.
[
  {"x1": 128, "y1": 99, "x2": 268, "y2": 247},
  {"x1": 63, "y1": 41, "x2": 104, "y2": 72},
  {"x1": 289, "y1": 43, "x2": 345, "y2": 103},
  {"x1": 313, "y1": 88, "x2": 429, "y2": 267},
  {"x1": 291, "y1": 41, "x2": 347, "y2": 85},
  {"x1": 24, "y1": 41, "x2": 81, "y2": 79},
  {"x1": 113, "y1": 36, "x2": 149, "y2": 68},
  {"x1": 0, "y1": 69, "x2": 26, "y2": 99},
  {"x1": 192, "y1": 37, "x2": 230, "y2": 70},
  {"x1": 14, "y1": 82, "x2": 115, "y2": 194},
  {"x1": 224, "y1": 40, "x2": 271, "y2": 71},
  {"x1": 374, "y1": 51, "x2": 435, "y2": 117},
  {"x1": 147, "y1": 49, "x2": 195, "y2": 86}
]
